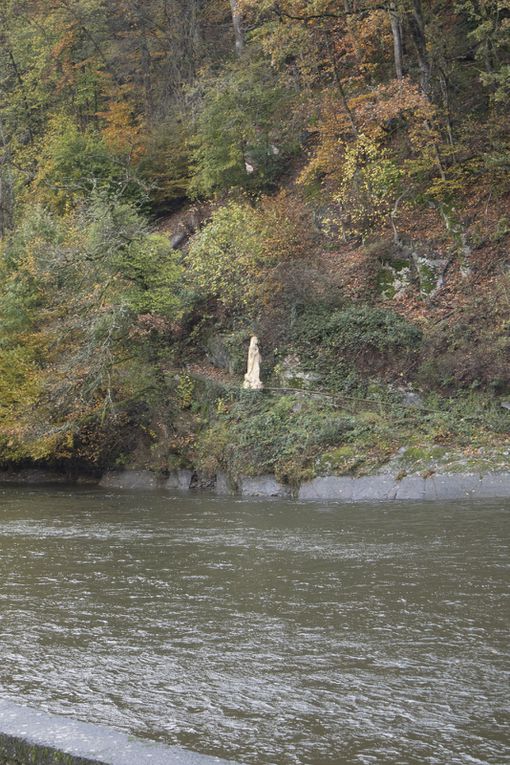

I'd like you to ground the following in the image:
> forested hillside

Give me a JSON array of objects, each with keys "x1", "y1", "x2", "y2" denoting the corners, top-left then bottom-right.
[{"x1": 0, "y1": 0, "x2": 509, "y2": 482}]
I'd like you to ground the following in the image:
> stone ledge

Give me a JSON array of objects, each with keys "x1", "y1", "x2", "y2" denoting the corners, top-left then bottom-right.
[
  {"x1": 0, "y1": 700, "x2": 239, "y2": 765},
  {"x1": 298, "y1": 476, "x2": 353, "y2": 501},
  {"x1": 165, "y1": 469, "x2": 194, "y2": 491},
  {"x1": 298, "y1": 472, "x2": 510, "y2": 502},
  {"x1": 238, "y1": 475, "x2": 291, "y2": 498},
  {"x1": 3, "y1": 467, "x2": 510, "y2": 503},
  {"x1": 98, "y1": 470, "x2": 163, "y2": 491}
]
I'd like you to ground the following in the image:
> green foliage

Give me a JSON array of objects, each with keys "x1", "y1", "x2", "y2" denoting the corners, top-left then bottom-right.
[
  {"x1": 292, "y1": 304, "x2": 422, "y2": 387},
  {"x1": 34, "y1": 116, "x2": 146, "y2": 211},
  {"x1": 115, "y1": 232, "x2": 183, "y2": 316},
  {"x1": 455, "y1": 0, "x2": 510, "y2": 105},
  {"x1": 195, "y1": 394, "x2": 357, "y2": 485},
  {"x1": 185, "y1": 201, "x2": 264, "y2": 312},
  {"x1": 190, "y1": 54, "x2": 297, "y2": 196},
  {"x1": 176, "y1": 374, "x2": 195, "y2": 409},
  {"x1": 0, "y1": 346, "x2": 41, "y2": 422},
  {"x1": 334, "y1": 134, "x2": 402, "y2": 235},
  {"x1": 192, "y1": 380, "x2": 510, "y2": 486},
  {"x1": 0, "y1": 194, "x2": 183, "y2": 463},
  {"x1": 138, "y1": 120, "x2": 191, "y2": 208},
  {"x1": 0, "y1": 206, "x2": 63, "y2": 339}
]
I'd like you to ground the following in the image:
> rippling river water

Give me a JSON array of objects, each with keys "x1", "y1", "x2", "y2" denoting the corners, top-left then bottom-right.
[{"x1": 0, "y1": 487, "x2": 508, "y2": 764}]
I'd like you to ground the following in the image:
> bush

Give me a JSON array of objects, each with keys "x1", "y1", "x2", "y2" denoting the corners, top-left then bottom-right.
[
  {"x1": 186, "y1": 192, "x2": 319, "y2": 326},
  {"x1": 0, "y1": 195, "x2": 184, "y2": 463},
  {"x1": 292, "y1": 303, "x2": 422, "y2": 385},
  {"x1": 194, "y1": 394, "x2": 357, "y2": 485},
  {"x1": 33, "y1": 115, "x2": 146, "y2": 211},
  {"x1": 185, "y1": 202, "x2": 264, "y2": 314}
]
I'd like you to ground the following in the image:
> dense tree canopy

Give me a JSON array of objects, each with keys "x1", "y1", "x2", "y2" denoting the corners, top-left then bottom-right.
[{"x1": 0, "y1": 0, "x2": 509, "y2": 471}]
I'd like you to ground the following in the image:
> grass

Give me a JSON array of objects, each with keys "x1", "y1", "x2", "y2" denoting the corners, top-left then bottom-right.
[{"x1": 191, "y1": 385, "x2": 510, "y2": 485}]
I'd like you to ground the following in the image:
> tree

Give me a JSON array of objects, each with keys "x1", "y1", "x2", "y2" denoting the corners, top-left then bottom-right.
[
  {"x1": 229, "y1": 0, "x2": 245, "y2": 54},
  {"x1": 0, "y1": 195, "x2": 184, "y2": 461},
  {"x1": 190, "y1": 53, "x2": 297, "y2": 195}
]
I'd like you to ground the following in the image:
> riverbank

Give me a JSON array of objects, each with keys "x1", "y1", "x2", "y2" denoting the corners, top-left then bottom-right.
[
  {"x1": 101, "y1": 467, "x2": 510, "y2": 501},
  {"x1": 1, "y1": 466, "x2": 510, "y2": 502}
]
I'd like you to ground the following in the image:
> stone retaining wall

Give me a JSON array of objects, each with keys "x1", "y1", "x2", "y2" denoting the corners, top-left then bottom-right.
[
  {"x1": 97, "y1": 469, "x2": 510, "y2": 502},
  {"x1": 1, "y1": 466, "x2": 509, "y2": 501},
  {"x1": 297, "y1": 472, "x2": 510, "y2": 501}
]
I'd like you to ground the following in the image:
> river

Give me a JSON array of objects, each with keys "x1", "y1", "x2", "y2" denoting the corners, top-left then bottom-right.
[{"x1": 0, "y1": 486, "x2": 508, "y2": 764}]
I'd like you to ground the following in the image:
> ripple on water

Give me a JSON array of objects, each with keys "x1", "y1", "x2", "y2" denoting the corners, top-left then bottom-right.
[{"x1": 0, "y1": 488, "x2": 508, "y2": 765}]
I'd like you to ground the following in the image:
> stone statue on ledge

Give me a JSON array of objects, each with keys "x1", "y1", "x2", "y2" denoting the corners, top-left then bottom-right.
[{"x1": 243, "y1": 336, "x2": 263, "y2": 390}]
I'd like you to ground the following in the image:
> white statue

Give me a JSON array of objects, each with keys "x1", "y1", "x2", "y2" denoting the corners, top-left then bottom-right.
[{"x1": 243, "y1": 336, "x2": 263, "y2": 390}]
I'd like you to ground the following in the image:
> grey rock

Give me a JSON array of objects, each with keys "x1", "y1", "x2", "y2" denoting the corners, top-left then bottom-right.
[
  {"x1": 351, "y1": 476, "x2": 398, "y2": 501},
  {"x1": 298, "y1": 476, "x2": 354, "y2": 501},
  {"x1": 277, "y1": 354, "x2": 321, "y2": 389},
  {"x1": 423, "y1": 474, "x2": 482, "y2": 501},
  {"x1": 239, "y1": 475, "x2": 290, "y2": 498},
  {"x1": 297, "y1": 471, "x2": 510, "y2": 502},
  {"x1": 412, "y1": 254, "x2": 449, "y2": 296},
  {"x1": 501, "y1": 401, "x2": 510, "y2": 411},
  {"x1": 99, "y1": 470, "x2": 161, "y2": 491},
  {"x1": 394, "y1": 475, "x2": 426, "y2": 500},
  {"x1": 214, "y1": 472, "x2": 235, "y2": 495},
  {"x1": 205, "y1": 334, "x2": 237, "y2": 373},
  {"x1": 0, "y1": 698, "x2": 239, "y2": 765},
  {"x1": 165, "y1": 469, "x2": 194, "y2": 491},
  {"x1": 378, "y1": 262, "x2": 412, "y2": 299},
  {"x1": 171, "y1": 229, "x2": 188, "y2": 249},
  {"x1": 475, "y1": 472, "x2": 510, "y2": 498},
  {"x1": 401, "y1": 391, "x2": 424, "y2": 407}
]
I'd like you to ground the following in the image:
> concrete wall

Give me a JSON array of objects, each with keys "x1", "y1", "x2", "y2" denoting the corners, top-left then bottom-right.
[
  {"x1": 98, "y1": 469, "x2": 510, "y2": 501},
  {"x1": 3, "y1": 467, "x2": 510, "y2": 503},
  {"x1": 0, "y1": 700, "x2": 238, "y2": 765}
]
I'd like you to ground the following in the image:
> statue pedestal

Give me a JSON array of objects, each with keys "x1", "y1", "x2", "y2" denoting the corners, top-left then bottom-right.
[{"x1": 243, "y1": 378, "x2": 263, "y2": 390}]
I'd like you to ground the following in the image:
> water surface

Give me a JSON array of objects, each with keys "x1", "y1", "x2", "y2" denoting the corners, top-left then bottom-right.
[{"x1": 0, "y1": 487, "x2": 508, "y2": 764}]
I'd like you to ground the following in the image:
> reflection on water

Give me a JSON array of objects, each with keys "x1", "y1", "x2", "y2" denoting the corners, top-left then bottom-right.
[{"x1": 0, "y1": 487, "x2": 508, "y2": 764}]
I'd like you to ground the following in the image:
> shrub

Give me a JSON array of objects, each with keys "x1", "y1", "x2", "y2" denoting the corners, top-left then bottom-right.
[
  {"x1": 186, "y1": 191, "x2": 319, "y2": 325},
  {"x1": 194, "y1": 394, "x2": 357, "y2": 485},
  {"x1": 185, "y1": 202, "x2": 264, "y2": 314},
  {"x1": 292, "y1": 303, "x2": 422, "y2": 385},
  {"x1": 33, "y1": 115, "x2": 146, "y2": 211}
]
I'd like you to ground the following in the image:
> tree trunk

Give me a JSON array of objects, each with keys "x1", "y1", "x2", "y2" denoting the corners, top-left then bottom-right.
[
  {"x1": 229, "y1": 0, "x2": 245, "y2": 56},
  {"x1": 0, "y1": 116, "x2": 13, "y2": 238},
  {"x1": 129, "y1": 1, "x2": 155, "y2": 118},
  {"x1": 325, "y1": 31, "x2": 358, "y2": 136},
  {"x1": 408, "y1": 0, "x2": 431, "y2": 97},
  {"x1": 388, "y1": 2, "x2": 404, "y2": 80},
  {"x1": 438, "y1": 66, "x2": 456, "y2": 150}
]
